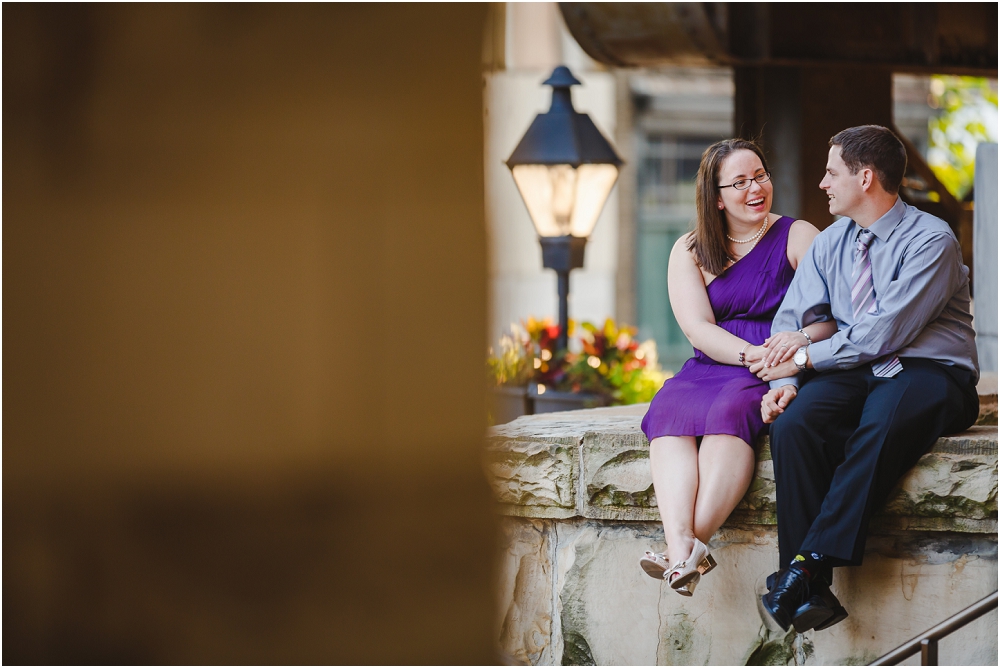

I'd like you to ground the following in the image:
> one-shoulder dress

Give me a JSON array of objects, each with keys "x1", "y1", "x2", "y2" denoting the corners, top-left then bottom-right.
[{"x1": 641, "y1": 216, "x2": 797, "y2": 448}]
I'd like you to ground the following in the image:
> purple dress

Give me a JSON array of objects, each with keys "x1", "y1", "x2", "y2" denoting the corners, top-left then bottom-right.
[{"x1": 641, "y1": 216, "x2": 796, "y2": 447}]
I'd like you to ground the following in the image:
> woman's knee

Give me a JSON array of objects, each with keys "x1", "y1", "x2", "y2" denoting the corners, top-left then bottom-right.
[
  {"x1": 692, "y1": 520, "x2": 715, "y2": 544},
  {"x1": 699, "y1": 434, "x2": 755, "y2": 470}
]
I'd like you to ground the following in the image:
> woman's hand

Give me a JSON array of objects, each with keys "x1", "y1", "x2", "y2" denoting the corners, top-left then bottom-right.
[
  {"x1": 761, "y1": 330, "x2": 809, "y2": 367},
  {"x1": 742, "y1": 344, "x2": 767, "y2": 367},
  {"x1": 750, "y1": 358, "x2": 799, "y2": 382}
]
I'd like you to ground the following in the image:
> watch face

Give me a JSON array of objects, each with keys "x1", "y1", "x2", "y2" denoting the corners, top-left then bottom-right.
[{"x1": 794, "y1": 348, "x2": 807, "y2": 366}]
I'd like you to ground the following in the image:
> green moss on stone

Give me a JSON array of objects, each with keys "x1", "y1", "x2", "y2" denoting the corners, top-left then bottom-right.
[
  {"x1": 891, "y1": 491, "x2": 997, "y2": 520},
  {"x1": 660, "y1": 613, "x2": 697, "y2": 665},
  {"x1": 523, "y1": 449, "x2": 569, "y2": 467},
  {"x1": 976, "y1": 401, "x2": 997, "y2": 426},
  {"x1": 561, "y1": 631, "x2": 595, "y2": 666},
  {"x1": 838, "y1": 651, "x2": 879, "y2": 665},
  {"x1": 742, "y1": 480, "x2": 776, "y2": 512},
  {"x1": 801, "y1": 637, "x2": 815, "y2": 660},
  {"x1": 745, "y1": 629, "x2": 797, "y2": 665},
  {"x1": 588, "y1": 483, "x2": 656, "y2": 507},
  {"x1": 595, "y1": 448, "x2": 649, "y2": 467}
]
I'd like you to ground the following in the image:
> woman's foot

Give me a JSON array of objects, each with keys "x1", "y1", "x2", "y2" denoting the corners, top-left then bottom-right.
[
  {"x1": 670, "y1": 572, "x2": 699, "y2": 596},
  {"x1": 638, "y1": 551, "x2": 670, "y2": 579},
  {"x1": 666, "y1": 537, "x2": 717, "y2": 592},
  {"x1": 665, "y1": 535, "x2": 694, "y2": 576},
  {"x1": 638, "y1": 551, "x2": 694, "y2": 595}
]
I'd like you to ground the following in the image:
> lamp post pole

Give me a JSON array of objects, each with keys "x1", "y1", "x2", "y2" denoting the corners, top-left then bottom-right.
[
  {"x1": 557, "y1": 270, "x2": 569, "y2": 352},
  {"x1": 538, "y1": 235, "x2": 587, "y2": 351}
]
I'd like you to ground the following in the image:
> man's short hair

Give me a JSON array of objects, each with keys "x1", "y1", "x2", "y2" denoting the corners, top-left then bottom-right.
[{"x1": 829, "y1": 125, "x2": 907, "y2": 195}]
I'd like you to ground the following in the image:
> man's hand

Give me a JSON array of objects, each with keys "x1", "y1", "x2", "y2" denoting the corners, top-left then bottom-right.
[
  {"x1": 761, "y1": 330, "x2": 809, "y2": 367},
  {"x1": 761, "y1": 385, "x2": 797, "y2": 423},
  {"x1": 750, "y1": 358, "x2": 799, "y2": 382}
]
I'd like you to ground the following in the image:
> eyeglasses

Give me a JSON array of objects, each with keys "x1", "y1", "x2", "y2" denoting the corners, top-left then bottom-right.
[{"x1": 718, "y1": 172, "x2": 771, "y2": 191}]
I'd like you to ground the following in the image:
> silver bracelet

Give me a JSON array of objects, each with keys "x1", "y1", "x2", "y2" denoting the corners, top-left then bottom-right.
[
  {"x1": 798, "y1": 328, "x2": 812, "y2": 344},
  {"x1": 739, "y1": 342, "x2": 751, "y2": 367}
]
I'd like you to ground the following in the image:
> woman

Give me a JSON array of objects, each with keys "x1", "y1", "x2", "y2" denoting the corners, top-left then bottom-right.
[{"x1": 637, "y1": 139, "x2": 834, "y2": 595}]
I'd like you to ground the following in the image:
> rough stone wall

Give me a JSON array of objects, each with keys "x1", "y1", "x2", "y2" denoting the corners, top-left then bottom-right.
[{"x1": 487, "y1": 407, "x2": 998, "y2": 666}]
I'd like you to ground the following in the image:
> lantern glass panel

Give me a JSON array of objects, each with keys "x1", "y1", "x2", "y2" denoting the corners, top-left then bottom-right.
[{"x1": 511, "y1": 163, "x2": 619, "y2": 238}]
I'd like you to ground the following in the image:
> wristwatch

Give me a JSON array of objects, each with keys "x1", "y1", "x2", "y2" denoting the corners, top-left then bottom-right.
[{"x1": 793, "y1": 345, "x2": 809, "y2": 371}]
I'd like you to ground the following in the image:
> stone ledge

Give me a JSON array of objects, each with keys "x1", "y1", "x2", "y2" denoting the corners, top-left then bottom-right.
[
  {"x1": 484, "y1": 435, "x2": 578, "y2": 511},
  {"x1": 485, "y1": 407, "x2": 998, "y2": 533}
]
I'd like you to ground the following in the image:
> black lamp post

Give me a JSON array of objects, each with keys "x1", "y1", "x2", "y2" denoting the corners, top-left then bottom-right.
[{"x1": 506, "y1": 66, "x2": 623, "y2": 352}]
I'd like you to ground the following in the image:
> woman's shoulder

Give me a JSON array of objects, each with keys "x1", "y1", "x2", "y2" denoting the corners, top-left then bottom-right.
[
  {"x1": 671, "y1": 231, "x2": 697, "y2": 258},
  {"x1": 782, "y1": 217, "x2": 821, "y2": 266},
  {"x1": 670, "y1": 232, "x2": 715, "y2": 283},
  {"x1": 787, "y1": 218, "x2": 820, "y2": 240}
]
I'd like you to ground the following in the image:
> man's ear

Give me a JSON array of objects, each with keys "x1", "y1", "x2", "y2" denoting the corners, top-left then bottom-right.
[{"x1": 859, "y1": 167, "x2": 875, "y2": 192}]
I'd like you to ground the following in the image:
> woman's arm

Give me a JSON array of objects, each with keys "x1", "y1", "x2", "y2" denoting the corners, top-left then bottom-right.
[{"x1": 667, "y1": 234, "x2": 765, "y2": 366}]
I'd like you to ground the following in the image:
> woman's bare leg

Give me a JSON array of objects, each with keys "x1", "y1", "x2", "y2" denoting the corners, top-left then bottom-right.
[
  {"x1": 649, "y1": 435, "x2": 700, "y2": 568},
  {"x1": 692, "y1": 434, "x2": 756, "y2": 543}
]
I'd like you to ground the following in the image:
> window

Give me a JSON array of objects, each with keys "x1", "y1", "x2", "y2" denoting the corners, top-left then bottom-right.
[{"x1": 631, "y1": 69, "x2": 733, "y2": 371}]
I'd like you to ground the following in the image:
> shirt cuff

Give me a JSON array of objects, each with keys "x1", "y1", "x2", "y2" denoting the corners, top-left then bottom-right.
[
  {"x1": 770, "y1": 376, "x2": 799, "y2": 390},
  {"x1": 806, "y1": 339, "x2": 837, "y2": 372}
]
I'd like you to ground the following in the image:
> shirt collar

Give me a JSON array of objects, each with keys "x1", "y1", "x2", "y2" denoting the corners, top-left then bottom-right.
[{"x1": 863, "y1": 197, "x2": 906, "y2": 242}]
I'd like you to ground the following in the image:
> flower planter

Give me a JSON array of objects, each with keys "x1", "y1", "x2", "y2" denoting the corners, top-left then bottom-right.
[
  {"x1": 528, "y1": 384, "x2": 610, "y2": 414},
  {"x1": 488, "y1": 385, "x2": 532, "y2": 425}
]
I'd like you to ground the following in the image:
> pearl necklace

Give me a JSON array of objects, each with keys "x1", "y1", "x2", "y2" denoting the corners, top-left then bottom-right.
[
  {"x1": 725, "y1": 219, "x2": 768, "y2": 268},
  {"x1": 726, "y1": 218, "x2": 768, "y2": 244}
]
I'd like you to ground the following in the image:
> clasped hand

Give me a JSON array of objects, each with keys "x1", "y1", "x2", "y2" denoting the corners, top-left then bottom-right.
[
  {"x1": 760, "y1": 385, "x2": 797, "y2": 423},
  {"x1": 748, "y1": 330, "x2": 807, "y2": 381}
]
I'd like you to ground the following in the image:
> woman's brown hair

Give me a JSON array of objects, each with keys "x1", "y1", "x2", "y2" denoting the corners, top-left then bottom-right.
[{"x1": 687, "y1": 138, "x2": 769, "y2": 277}]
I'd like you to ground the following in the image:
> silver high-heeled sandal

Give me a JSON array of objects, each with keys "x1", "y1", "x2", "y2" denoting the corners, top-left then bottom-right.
[
  {"x1": 672, "y1": 572, "x2": 699, "y2": 596},
  {"x1": 667, "y1": 538, "x2": 717, "y2": 592},
  {"x1": 638, "y1": 551, "x2": 669, "y2": 579},
  {"x1": 638, "y1": 551, "x2": 693, "y2": 594}
]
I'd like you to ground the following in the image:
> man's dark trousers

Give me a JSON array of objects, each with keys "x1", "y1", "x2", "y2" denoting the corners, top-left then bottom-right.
[{"x1": 770, "y1": 358, "x2": 979, "y2": 567}]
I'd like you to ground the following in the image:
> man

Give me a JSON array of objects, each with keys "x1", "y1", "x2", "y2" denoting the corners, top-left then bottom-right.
[{"x1": 751, "y1": 125, "x2": 980, "y2": 633}]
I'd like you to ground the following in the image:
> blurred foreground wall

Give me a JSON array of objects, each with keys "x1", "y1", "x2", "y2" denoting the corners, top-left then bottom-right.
[{"x1": 3, "y1": 4, "x2": 495, "y2": 664}]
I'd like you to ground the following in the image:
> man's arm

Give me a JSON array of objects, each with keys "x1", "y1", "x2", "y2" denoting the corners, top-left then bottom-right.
[
  {"x1": 806, "y1": 233, "x2": 964, "y2": 371},
  {"x1": 766, "y1": 240, "x2": 832, "y2": 390}
]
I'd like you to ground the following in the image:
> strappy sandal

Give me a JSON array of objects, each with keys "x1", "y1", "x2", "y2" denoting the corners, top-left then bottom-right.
[
  {"x1": 672, "y1": 572, "x2": 699, "y2": 596},
  {"x1": 638, "y1": 550, "x2": 694, "y2": 595},
  {"x1": 667, "y1": 538, "x2": 717, "y2": 592},
  {"x1": 638, "y1": 551, "x2": 670, "y2": 579}
]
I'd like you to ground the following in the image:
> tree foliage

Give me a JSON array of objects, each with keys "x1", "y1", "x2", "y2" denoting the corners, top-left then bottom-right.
[{"x1": 927, "y1": 76, "x2": 998, "y2": 200}]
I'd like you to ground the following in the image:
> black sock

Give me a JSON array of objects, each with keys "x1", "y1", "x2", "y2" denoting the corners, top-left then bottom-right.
[{"x1": 790, "y1": 552, "x2": 826, "y2": 580}]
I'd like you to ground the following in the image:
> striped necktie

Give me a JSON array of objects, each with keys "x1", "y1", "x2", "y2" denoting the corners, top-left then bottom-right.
[{"x1": 853, "y1": 228, "x2": 902, "y2": 377}]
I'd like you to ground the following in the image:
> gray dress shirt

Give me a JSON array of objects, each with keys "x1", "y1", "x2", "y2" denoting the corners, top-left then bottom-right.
[{"x1": 771, "y1": 197, "x2": 979, "y2": 388}]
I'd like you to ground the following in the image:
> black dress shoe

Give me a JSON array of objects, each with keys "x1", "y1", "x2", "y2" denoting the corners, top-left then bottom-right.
[
  {"x1": 765, "y1": 569, "x2": 848, "y2": 632},
  {"x1": 805, "y1": 579, "x2": 848, "y2": 631},
  {"x1": 760, "y1": 565, "x2": 811, "y2": 631}
]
